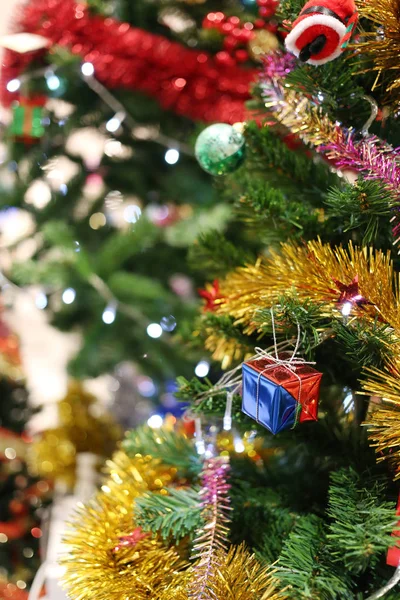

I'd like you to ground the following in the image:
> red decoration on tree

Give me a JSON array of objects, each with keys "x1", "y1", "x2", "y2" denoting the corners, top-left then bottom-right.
[
  {"x1": 113, "y1": 527, "x2": 149, "y2": 552},
  {"x1": 1, "y1": 0, "x2": 257, "y2": 125},
  {"x1": 285, "y1": 0, "x2": 358, "y2": 65},
  {"x1": 387, "y1": 492, "x2": 400, "y2": 567},
  {"x1": 331, "y1": 275, "x2": 370, "y2": 307},
  {"x1": 199, "y1": 280, "x2": 223, "y2": 312}
]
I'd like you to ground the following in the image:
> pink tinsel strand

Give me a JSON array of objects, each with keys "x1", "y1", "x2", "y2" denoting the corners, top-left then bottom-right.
[
  {"x1": 259, "y1": 63, "x2": 400, "y2": 247},
  {"x1": 261, "y1": 50, "x2": 296, "y2": 81},
  {"x1": 190, "y1": 456, "x2": 231, "y2": 599},
  {"x1": 324, "y1": 134, "x2": 400, "y2": 240}
]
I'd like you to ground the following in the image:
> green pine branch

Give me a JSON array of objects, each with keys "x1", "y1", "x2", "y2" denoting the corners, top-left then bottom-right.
[
  {"x1": 326, "y1": 468, "x2": 397, "y2": 575},
  {"x1": 122, "y1": 425, "x2": 202, "y2": 477},
  {"x1": 276, "y1": 515, "x2": 353, "y2": 599},
  {"x1": 134, "y1": 487, "x2": 203, "y2": 541},
  {"x1": 325, "y1": 179, "x2": 397, "y2": 247}
]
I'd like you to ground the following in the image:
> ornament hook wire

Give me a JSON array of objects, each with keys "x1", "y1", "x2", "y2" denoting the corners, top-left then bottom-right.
[{"x1": 360, "y1": 95, "x2": 379, "y2": 137}]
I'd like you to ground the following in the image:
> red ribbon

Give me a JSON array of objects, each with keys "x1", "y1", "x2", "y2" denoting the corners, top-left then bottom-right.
[{"x1": 1, "y1": 0, "x2": 257, "y2": 124}]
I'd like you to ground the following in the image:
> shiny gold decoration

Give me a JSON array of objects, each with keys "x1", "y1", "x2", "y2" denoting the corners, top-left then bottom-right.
[
  {"x1": 355, "y1": 0, "x2": 400, "y2": 107},
  {"x1": 161, "y1": 545, "x2": 288, "y2": 600},
  {"x1": 204, "y1": 327, "x2": 252, "y2": 370},
  {"x1": 204, "y1": 240, "x2": 400, "y2": 365},
  {"x1": 29, "y1": 381, "x2": 121, "y2": 487},
  {"x1": 264, "y1": 84, "x2": 340, "y2": 148},
  {"x1": 61, "y1": 449, "x2": 185, "y2": 600},
  {"x1": 218, "y1": 240, "x2": 399, "y2": 331},
  {"x1": 248, "y1": 30, "x2": 280, "y2": 62},
  {"x1": 362, "y1": 361, "x2": 400, "y2": 480}
]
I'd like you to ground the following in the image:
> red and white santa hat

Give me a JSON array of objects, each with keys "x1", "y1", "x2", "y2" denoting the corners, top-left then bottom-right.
[{"x1": 285, "y1": 0, "x2": 358, "y2": 65}]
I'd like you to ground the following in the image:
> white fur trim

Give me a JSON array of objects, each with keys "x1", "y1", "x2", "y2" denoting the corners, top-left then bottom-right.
[{"x1": 285, "y1": 14, "x2": 346, "y2": 65}]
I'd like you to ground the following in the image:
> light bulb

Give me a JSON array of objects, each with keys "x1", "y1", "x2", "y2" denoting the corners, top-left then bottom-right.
[
  {"x1": 102, "y1": 303, "x2": 117, "y2": 324},
  {"x1": 195, "y1": 360, "x2": 210, "y2": 378},
  {"x1": 165, "y1": 148, "x2": 180, "y2": 165},
  {"x1": 106, "y1": 117, "x2": 121, "y2": 133},
  {"x1": 35, "y1": 291, "x2": 48, "y2": 310},
  {"x1": 147, "y1": 414, "x2": 163, "y2": 429},
  {"x1": 147, "y1": 323, "x2": 163, "y2": 338},
  {"x1": 81, "y1": 62, "x2": 94, "y2": 77},
  {"x1": 62, "y1": 287, "x2": 76, "y2": 304},
  {"x1": 123, "y1": 204, "x2": 142, "y2": 224},
  {"x1": 6, "y1": 79, "x2": 20, "y2": 92},
  {"x1": 46, "y1": 74, "x2": 61, "y2": 90},
  {"x1": 341, "y1": 301, "x2": 352, "y2": 317},
  {"x1": 234, "y1": 437, "x2": 245, "y2": 453}
]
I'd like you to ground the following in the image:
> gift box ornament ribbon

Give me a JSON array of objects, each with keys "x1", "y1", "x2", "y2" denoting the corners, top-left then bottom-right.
[{"x1": 242, "y1": 348, "x2": 322, "y2": 434}]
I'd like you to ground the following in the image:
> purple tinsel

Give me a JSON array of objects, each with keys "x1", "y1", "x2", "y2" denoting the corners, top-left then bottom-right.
[
  {"x1": 325, "y1": 134, "x2": 400, "y2": 238},
  {"x1": 262, "y1": 50, "x2": 296, "y2": 81}
]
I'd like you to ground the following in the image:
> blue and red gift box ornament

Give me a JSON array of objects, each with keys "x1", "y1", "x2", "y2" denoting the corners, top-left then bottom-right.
[{"x1": 242, "y1": 351, "x2": 322, "y2": 434}]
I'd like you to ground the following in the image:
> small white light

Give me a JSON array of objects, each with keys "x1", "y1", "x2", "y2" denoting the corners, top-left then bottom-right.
[
  {"x1": 147, "y1": 323, "x2": 163, "y2": 338},
  {"x1": 123, "y1": 204, "x2": 142, "y2": 224},
  {"x1": 195, "y1": 439, "x2": 206, "y2": 455},
  {"x1": 165, "y1": 148, "x2": 180, "y2": 165},
  {"x1": 234, "y1": 437, "x2": 245, "y2": 453},
  {"x1": 59, "y1": 183, "x2": 68, "y2": 195},
  {"x1": 62, "y1": 287, "x2": 76, "y2": 304},
  {"x1": 106, "y1": 116, "x2": 122, "y2": 133},
  {"x1": 195, "y1": 360, "x2": 210, "y2": 378},
  {"x1": 5, "y1": 447, "x2": 17, "y2": 460},
  {"x1": 341, "y1": 301, "x2": 352, "y2": 317},
  {"x1": 35, "y1": 291, "x2": 48, "y2": 310},
  {"x1": 81, "y1": 62, "x2": 95, "y2": 77},
  {"x1": 102, "y1": 303, "x2": 117, "y2": 324},
  {"x1": 343, "y1": 391, "x2": 355, "y2": 413},
  {"x1": 46, "y1": 74, "x2": 61, "y2": 91},
  {"x1": 147, "y1": 414, "x2": 163, "y2": 429},
  {"x1": 7, "y1": 78, "x2": 20, "y2": 92},
  {"x1": 160, "y1": 315, "x2": 176, "y2": 332},
  {"x1": 138, "y1": 377, "x2": 156, "y2": 397}
]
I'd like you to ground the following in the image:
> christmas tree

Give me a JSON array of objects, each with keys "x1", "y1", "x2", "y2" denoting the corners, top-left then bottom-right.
[
  {"x1": 4, "y1": 0, "x2": 400, "y2": 598},
  {"x1": 0, "y1": 0, "x2": 265, "y2": 384},
  {"x1": 0, "y1": 318, "x2": 50, "y2": 599}
]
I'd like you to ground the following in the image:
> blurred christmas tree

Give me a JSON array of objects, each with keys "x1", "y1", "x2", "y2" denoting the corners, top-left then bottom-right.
[
  {"x1": 0, "y1": 0, "x2": 273, "y2": 388},
  {"x1": 34, "y1": 0, "x2": 400, "y2": 599},
  {"x1": 0, "y1": 317, "x2": 50, "y2": 598}
]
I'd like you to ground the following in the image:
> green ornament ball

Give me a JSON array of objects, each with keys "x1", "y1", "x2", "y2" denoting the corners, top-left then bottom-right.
[{"x1": 195, "y1": 123, "x2": 246, "y2": 176}]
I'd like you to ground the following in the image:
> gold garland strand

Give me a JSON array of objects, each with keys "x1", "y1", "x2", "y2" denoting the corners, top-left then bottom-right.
[
  {"x1": 203, "y1": 240, "x2": 400, "y2": 366},
  {"x1": 61, "y1": 449, "x2": 184, "y2": 600},
  {"x1": 355, "y1": 0, "x2": 400, "y2": 107},
  {"x1": 29, "y1": 381, "x2": 121, "y2": 488},
  {"x1": 362, "y1": 361, "x2": 400, "y2": 479},
  {"x1": 160, "y1": 545, "x2": 288, "y2": 600}
]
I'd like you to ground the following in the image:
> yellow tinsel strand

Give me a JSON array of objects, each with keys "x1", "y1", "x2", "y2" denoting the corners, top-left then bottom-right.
[
  {"x1": 204, "y1": 240, "x2": 400, "y2": 365},
  {"x1": 61, "y1": 450, "x2": 184, "y2": 600},
  {"x1": 160, "y1": 545, "x2": 288, "y2": 600},
  {"x1": 264, "y1": 84, "x2": 340, "y2": 148},
  {"x1": 362, "y1": 361, "x2": 400, "y2": 479},
  {"x1": 29, "y1": 381, "x2": 121, "y2": 487},
  {"x1": 355, "y1": 0, "x2": 400, "y2": 107}
]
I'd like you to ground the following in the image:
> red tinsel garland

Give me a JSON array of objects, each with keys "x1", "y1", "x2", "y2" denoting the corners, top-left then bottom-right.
[{"x1": 1, "y1": 0, "x2": 258, "y2": 124}]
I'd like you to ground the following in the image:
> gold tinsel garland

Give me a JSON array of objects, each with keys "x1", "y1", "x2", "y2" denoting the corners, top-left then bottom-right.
[
  {"x1": 29, "y1": 381, "x2": 121, "y2": 487},
  {"x1": 355, "y1": 0, "x2": 400, "y2": 107},
  {"x1": 160, "y1": 545, "x2": 287, "y2": 600},
  {"x1": 61, "y1": 446, "x2": 287, "y2": 600},
  {"x1": 264, "y1": 85, "x2": 340, "y2": 148},
  {"x1": 61, "y1": 449, "x2": 184, "y2": 600},
  {"x1": 202, "y1": 240, "x2": 400, "y2": 367},
  {"x1": 362, "y1": 360, "x2": 400, "y2": 479}
]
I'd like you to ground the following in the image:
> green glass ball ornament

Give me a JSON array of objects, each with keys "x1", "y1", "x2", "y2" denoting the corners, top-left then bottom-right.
[{"x1": 195, "y1": 123, "x2": 246, "y2": 176}]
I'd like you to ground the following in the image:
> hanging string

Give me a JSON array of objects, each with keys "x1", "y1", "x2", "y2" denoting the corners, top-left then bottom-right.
[{"x1": 365, "y1": 563, "x2": 400, "y2": 599}]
